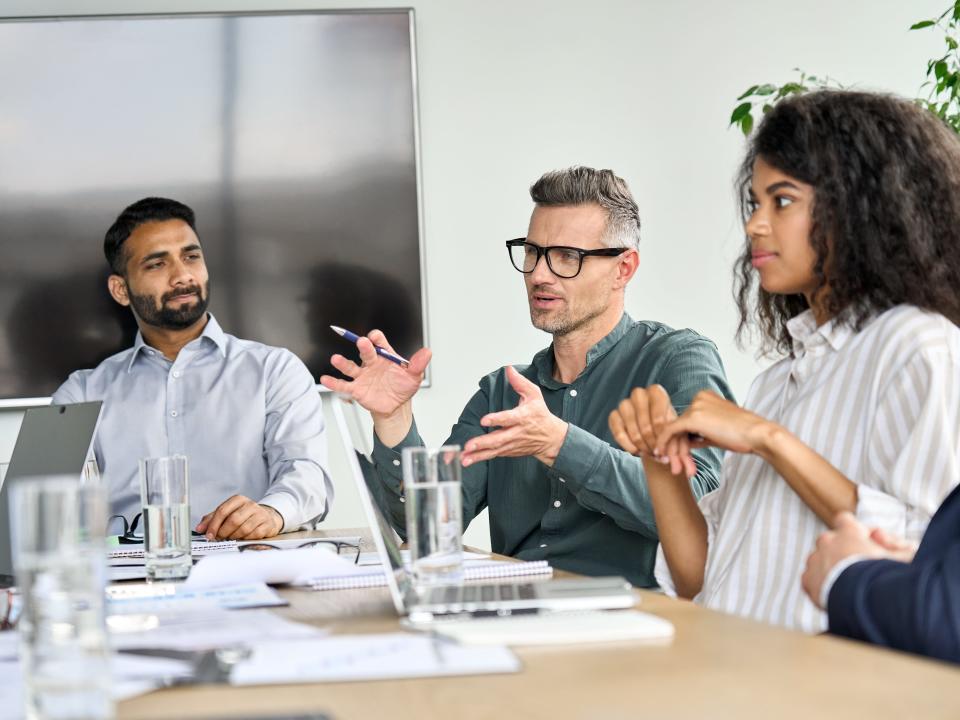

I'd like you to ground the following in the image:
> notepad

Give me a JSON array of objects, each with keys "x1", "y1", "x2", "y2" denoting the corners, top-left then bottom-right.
[{"x1": 306, "y1": 559, "x2": 553, "y2": 591}]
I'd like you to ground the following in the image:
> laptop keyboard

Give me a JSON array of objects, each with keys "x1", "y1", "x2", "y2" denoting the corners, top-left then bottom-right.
[{"x1": 439, "y1": 582, "x2": 537, "y2": 604}]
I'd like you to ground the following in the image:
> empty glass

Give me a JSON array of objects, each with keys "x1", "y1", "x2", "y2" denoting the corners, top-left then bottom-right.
[
  {"x1": 10, "y1": 475, "x2": 113, "y2": 720},
  {"x1": 139, "y1": 455, "x2": 192, "y2": 581},
  {"x1": 402, "y1": 446, "x2": 464, "y2": 587}
]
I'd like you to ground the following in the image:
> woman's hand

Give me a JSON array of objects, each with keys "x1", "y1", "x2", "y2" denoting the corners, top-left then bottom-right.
[
  {"x1": 608, "y1": 385, "x2": 696, "y2": 478},
  {"x1": 654, "y1": 390, "x2": 775, "y2": 476}
]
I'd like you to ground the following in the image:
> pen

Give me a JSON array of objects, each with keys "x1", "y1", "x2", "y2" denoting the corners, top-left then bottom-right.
[{"x1": 330, "y1": 325, "x2": 411, "y2": 367}]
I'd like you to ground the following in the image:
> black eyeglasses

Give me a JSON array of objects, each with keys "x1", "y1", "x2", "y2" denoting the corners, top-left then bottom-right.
[
  {"x1": 109, "y1": 513, "x2": 144, "y2": 544},
  {"x1": 506, "y1": 238, "x2": 628, "y2": 279},
  {"x1": 110, "y1": 513, "x2": 205, "y2": 544},
  {"x1": 238, "y1": 539, "x2": 361, "y2": 564}
]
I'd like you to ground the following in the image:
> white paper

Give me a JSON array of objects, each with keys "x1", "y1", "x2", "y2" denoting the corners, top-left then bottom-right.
[
  {"x1": 108, "y1": 582, "x2": 286, "y2": 613},
  {"x1": 0, "y1": 646, "x2": 194, "y2": 720},
  {"x1": 356, "y1": 549, "x2": 490, "y2": 567},
  {"x1": 231, "y1": 633, "x2": 520, "y2": 685},
  {"x1": 184, "y1": 546, "x2": 360, "y2": 590},
  {"x1": 109, "y1": 607, "x2": 326, "y2": 652},
  {"x1": 109, "y1": 535, "x2": 363, "y2": 563}
]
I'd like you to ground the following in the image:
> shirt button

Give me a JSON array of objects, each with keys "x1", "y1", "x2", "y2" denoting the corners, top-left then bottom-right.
[
  {"x1": 559, "y1": 477, "x2": 566, "y2": 483},
  {"x1": 399, "y1": 496, "x2": 406, "y2": 504},
  {"x1": 569, "y1": 389, "x2": 578, "y2": 397},
  {"x1": 172, "y1": 371, "x2": 181, "y2": 378},
  {"x1": 392, "y1": 459, "x2": 401, "y2": 467},
  {"x1": 170, "y1": 410, "x2": 178, "y2": 418},
  {"x1": 539, "y1": 543, "x2": 547, "y2": 548},
  {"x1": 553, "y1": 500, "x2": 561, "y2": 508}
]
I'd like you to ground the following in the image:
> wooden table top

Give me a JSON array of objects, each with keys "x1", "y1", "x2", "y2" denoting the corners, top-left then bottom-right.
[{"x1": 117, "y1": 529, "x2": 960, "y2": 720}]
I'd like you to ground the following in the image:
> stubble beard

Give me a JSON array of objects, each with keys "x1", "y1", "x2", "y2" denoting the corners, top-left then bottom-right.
[{"x1": 529, "y1": 298, "x2": 607, "y2": 339}]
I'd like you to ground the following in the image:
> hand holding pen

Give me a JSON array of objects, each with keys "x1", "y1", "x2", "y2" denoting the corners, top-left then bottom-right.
[
  {"x1": 319, "y1": 327, "x2": 432, "y2": 418},
  {"x1": 329, "y1": 325, "x2": 410, "y2": 366}
]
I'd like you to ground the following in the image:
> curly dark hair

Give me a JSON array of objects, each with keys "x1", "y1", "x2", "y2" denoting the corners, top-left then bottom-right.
[{"x1": 734, "y1": 90, "x2": 960, "y2": 356}]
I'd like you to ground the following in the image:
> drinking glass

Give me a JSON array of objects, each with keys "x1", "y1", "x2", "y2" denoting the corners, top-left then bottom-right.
[
  {"x1": 138, "y1": 455, "x2": 191, "y2": 581},
  {"x1": 402, "y1": 446, "x2": 464, "y2": 587},
  {"x1": 10, "y1": 475, "x2": 113, "y2": 720}
]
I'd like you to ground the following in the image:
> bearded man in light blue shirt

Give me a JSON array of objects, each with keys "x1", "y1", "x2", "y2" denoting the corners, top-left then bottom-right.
[{"x1": 52, "y1": 197, "x2": 332, "y2": 540}]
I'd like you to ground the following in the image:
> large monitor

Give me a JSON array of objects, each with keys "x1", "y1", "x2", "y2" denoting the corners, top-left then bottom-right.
[{"x1": 0, "y1": 10, "x2": 426, "y2": 403}]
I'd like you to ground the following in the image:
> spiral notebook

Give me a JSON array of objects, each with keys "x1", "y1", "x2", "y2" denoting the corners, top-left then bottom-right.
[{"x1": 307, "y1": 559, "x2": 553, "y2": 591}]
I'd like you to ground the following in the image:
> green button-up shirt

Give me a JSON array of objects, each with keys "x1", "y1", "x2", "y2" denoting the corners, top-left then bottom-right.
[{"x1": 369, "y1": 313, "x2": 734, "y2": 586}]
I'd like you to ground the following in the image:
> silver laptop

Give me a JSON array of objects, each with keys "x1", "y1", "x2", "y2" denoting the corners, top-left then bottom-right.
[
  {"x1": 0, "y1": 401, "x2": 103, "y2": 585},
  {"x1": 329, "y1": 396, "x2": 636, "y2": 623}
]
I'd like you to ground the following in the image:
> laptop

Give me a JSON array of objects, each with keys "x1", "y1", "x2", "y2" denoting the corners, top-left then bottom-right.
[
  {"x1": 0, "y1": 401, "x2": 103, "y2": 585},
  {"x1": 329, "y1": 396, "x2": 636, "y2": 624}
]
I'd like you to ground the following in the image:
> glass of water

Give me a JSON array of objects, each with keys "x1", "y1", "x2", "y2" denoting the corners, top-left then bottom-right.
[
  {"x1": 402, "y1": 445, "x2": 464, "y2": 587},
  {"x1": 10, "y1": 475, "x2": 113, "y2": 720},
  {"x1": 139, "y1": 455, "x2": 191, "y2": 581}
]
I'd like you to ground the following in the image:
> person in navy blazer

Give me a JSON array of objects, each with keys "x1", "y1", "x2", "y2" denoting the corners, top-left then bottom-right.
[{"x1": 802, "y1": 485, "x2": 960, "y2": 664}]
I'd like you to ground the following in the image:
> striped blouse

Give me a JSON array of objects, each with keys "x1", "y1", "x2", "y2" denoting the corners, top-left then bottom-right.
[{"x1": 655, "y1": 305, "x2": 960, "y2": 632}]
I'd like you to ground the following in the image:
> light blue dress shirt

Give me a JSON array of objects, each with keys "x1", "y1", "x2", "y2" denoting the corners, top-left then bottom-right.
[{"x1": 51, "y1": 314, "x2": 332, "y2": 532}]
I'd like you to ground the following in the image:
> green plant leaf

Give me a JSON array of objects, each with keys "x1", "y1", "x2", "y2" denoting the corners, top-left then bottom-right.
[
  {"x1": 936, "y1": 60, "x2": 949, "y2": 80},
  {"x1": 911, "y1": 20, "x2": 936, "y2": 30},
  {"x1": 741, "y1": 114, "x2": 754, "y2": 135},
  {"x1": 762, "y1": 103, "x2": 773, "y2": 114},
  {"x1": 754, "y1": 84, "x2": 777, "y2": 96},
  {"x1": 730, "y1": 102, "x2": 752, "y2": 124},
  {"x1": 736, "y1": 85, "x2": 759, "y2": 101}
]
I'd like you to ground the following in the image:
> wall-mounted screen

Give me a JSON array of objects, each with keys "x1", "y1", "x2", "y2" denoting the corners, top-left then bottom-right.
[{"x1": 0, "y1": 10, "x2": 425, "y2": 402}]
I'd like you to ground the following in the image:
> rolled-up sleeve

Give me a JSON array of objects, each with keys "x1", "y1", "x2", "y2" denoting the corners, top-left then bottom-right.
[{"x1": 862, "y1": 346, "x2": 960, "y2": 542}]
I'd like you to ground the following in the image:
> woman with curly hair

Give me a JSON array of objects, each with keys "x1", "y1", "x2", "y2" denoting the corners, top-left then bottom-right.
[{"x1": 608, "y1": 90, "x2": 960, "y2": 632}]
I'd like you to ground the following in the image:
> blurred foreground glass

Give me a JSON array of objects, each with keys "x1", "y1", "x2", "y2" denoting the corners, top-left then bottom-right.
[
  {"x1": 10, "y1": 475, "x2": 113, "y2": 720},
  {"x1": 402, "y1": 446, "x2": 464, "y2": 587},
  {"x1": 138, "y1": 455, "x2": 191, "y2": 581}
]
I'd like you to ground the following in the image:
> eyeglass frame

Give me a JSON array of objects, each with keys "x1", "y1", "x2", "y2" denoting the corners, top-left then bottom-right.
[
  {"x1": 109, "y1": 512, "x2": 206, "y2": 544},
  {"x1": 237, "y1": 539, "x2": 362, "y2": 564},
  {"x1": 109, "y1": 513, "x2": 144, "y2": 544},
  {"x1": 505, "y1": 238, "x2": 629, "y2": 279}
]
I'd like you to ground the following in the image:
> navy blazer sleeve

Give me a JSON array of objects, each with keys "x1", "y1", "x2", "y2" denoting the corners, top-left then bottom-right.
[{"x1": 827, "y1": 486, "x2": 960, "y2": 664}]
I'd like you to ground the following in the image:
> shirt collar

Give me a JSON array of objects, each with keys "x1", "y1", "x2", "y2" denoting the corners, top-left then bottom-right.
[
  {"x1": 532, "y1": 313, "x2": 633, "y2": 388},
  {"x1": 786, "y1": 309, "x2": 856, "y2": 356},
  {"x1": 126, "y1": 313, "x2": 226, "y2": 372}
]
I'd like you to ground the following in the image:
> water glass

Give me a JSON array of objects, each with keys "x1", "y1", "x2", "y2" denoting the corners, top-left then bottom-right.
[
  {"x1": 139, "y1": 455, "x2": 191, "y2": 581},
  {"x1": 10, "y1": 475, "x2": 114, "y2": 720},
  {"x1": 402, "y1": 446, "x2": 464, "y2": 587}
]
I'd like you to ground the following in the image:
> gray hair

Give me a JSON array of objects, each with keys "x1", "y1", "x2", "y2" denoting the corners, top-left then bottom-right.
[{"x1": 529, "y1": 166, "x2": 641, "y2": 250}]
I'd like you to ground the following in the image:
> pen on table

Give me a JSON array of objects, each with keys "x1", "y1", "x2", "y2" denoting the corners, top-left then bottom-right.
[{"x1": 330, "y1": 325, "x2": 410, "y2": 367}]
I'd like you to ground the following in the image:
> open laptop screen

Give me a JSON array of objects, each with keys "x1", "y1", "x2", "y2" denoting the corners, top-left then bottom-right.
[{"x1": 0, "y1": 401, "x2": 103, "y2": 584}]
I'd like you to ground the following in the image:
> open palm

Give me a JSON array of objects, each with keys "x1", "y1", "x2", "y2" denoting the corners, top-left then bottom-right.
[{"x1": 319, "y1": 330, "x2": 431, "y2": 416}]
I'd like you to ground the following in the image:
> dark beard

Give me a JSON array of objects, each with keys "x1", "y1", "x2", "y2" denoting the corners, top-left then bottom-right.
[{"x1": 129, "y1": 282, "x2": 210, "y2": 330}]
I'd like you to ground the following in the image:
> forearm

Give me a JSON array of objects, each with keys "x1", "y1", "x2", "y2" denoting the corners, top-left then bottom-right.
[
  {"x1": 644, "y1": 457, "x2": 708, "y2": 599},
  {"x1": 372, "y1": 401, "x2": 414, "y2": 448},
  {"x1": 754, "y1": 422, "x2": 857, "y2": 525}
]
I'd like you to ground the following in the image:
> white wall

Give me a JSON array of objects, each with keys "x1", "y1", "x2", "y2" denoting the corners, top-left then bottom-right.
[{"x1": 0, "y1": 0, "x2": 945, "y2": 549}]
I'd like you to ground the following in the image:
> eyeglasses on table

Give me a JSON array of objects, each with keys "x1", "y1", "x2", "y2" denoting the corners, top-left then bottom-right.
[{"x1": 238, "y1": 539, "x2": 361, "y2": 564}]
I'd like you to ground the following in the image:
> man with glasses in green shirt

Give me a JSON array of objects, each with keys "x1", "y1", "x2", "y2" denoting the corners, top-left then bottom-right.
[{"x1": 320, "y1": 166, "x2": 733, "y2": 586}]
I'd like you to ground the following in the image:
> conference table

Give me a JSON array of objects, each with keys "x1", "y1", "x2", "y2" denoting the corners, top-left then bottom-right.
[{"x1": 118, "y1": 529, "x2": 960, "y2": 720}]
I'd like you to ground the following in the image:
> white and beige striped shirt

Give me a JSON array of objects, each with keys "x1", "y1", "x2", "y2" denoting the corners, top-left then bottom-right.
[{"x1": 655, "y1": 305, "x2": 960, "y2": 632}]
